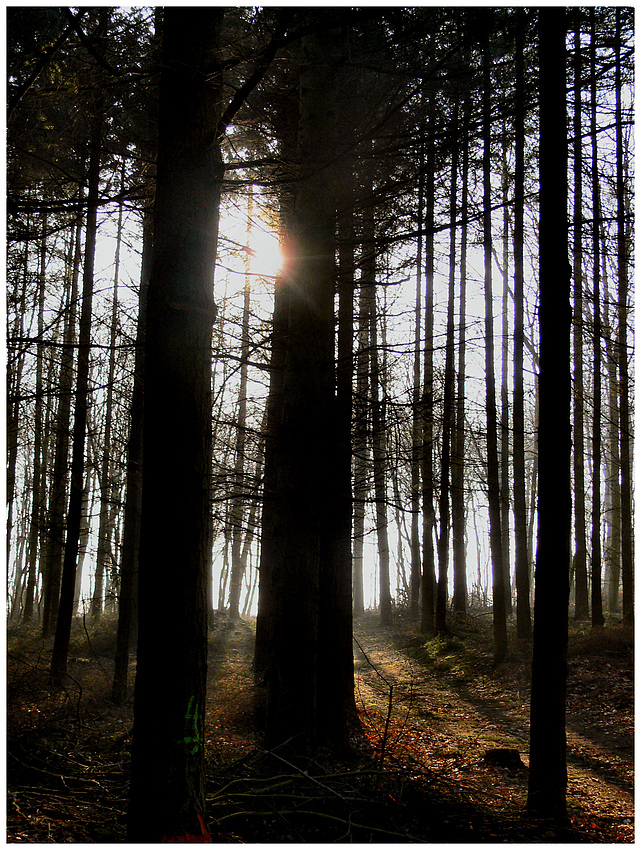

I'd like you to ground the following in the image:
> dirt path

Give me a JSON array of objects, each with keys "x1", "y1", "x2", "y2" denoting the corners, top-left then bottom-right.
[
  {"x1": 353, "y1": 614, "x2": 634, "y2": 842},
  {"x1": 6, "y1": 615, "x2": 633, "y2": 843}
]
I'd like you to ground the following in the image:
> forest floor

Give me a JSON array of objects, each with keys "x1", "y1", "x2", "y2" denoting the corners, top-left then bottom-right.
[{"x1": 6, "y1": 608, "x2": 634, "y2": 843}]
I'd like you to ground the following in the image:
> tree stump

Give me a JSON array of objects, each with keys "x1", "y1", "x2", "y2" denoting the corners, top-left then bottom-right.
[{"x1": 483, "y1": 748, "x2": 526, "y2": 771}]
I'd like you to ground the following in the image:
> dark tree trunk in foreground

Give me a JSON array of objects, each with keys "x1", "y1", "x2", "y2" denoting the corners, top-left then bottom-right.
[
  {"x1": 264, "y1": 27, "x2": 343, "y2": 751},
  {"x1": 528, "y1": 7, "x2": 571, "y2": 820},
  {"x1": 317, "y1": 54, "x2": 358, "y2": 743},
  {"x1": 127, "y1": 10, "x2": 223, "y2": 841},
  {"x1": 253, "y1": 83, "x2": 298, "y2": 681}
]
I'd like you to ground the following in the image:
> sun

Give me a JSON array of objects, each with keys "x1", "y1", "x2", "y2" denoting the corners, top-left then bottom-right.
[{"x1": 249, "y1": 226, "x2": 283, "y2": 279}]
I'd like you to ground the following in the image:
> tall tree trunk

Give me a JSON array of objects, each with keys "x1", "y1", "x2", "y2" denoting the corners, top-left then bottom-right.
[
  {"x1": 499, "y1": 137, "x2": 512, "y2": 618},
  {"x1": 93, "y1": 179, "x2": 124, "y2": 619},
  {"x1": 527, "y1": 7, "x2": 571, "y2": 819},
  {"x1": 228, "y1": 194, "x2": 252, "y2": 620},
  {"x1": 482, "y1": 24, "x2": 507, "y2": 663},
  {"x1": 112, "y1": 208, "x2": 151, "y2": 703},
  {"x1": 513, "y1": 7, "x2": 531, "y2": 639},
  {"x1": 210, "y1": 288, "x2": 231, "y2": 625},
  {"x1": 352, "y1": 215, "x2": 369, "y2": 619},
  {"x1": 603, "y1": 273, "x2": 621, "y2": 613},
  {"x1": 7, "y1": 217, "x2": 32, "y2": 572},
  {"x1": 615, "y1": 7, "x2": 633, "y2": 626},
  {"x1": 127, "y1": 10, "x2": 224, "y2": 841},
  {"x1": 75, "y1": 473, "x2": 94, "y2": 613},
  {"x1": 263, "y1": 26, "x2": 341, "y2": 751},
  {"x1": 42, "y1": 210, "x2": 82, "y2": 637},
  {"x1": 22, "y1": 217, "x2": 47, "y2": 623},
  {"x1": 420, "y1": 122, "x2": 436, "y2": 635},
  {"x1": 253, "y1": 80, "x2": 298, "y2": 679},
  {"x1": 51, "y1": 99, "x2": 102, "y2": 679},
  {"x1": 435, "y1": 104, "x2": 458, "y2": 633},
  {"x1": 589, "y1": 8, "x2": 604, "y2": 630},
  {"x1": 410, "y1": 142, "x2": 425, "y2": 619},
  {"x1": 451, "y1": 98, "x2": 469, "y2": 617},
  {"x1": 317, "y1": 55, "x2": 358, "y2": 744},
  {"x1": 572, "y1": 10, "x2": 589, "y2": 620},
  {"x1": 362, "y1": 190, "x2": 391, "y2": 626}
]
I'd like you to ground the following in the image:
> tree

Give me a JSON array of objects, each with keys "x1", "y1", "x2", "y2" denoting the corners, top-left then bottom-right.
[
  {"x1": 435, "y1": 100, "x2": 459, "y2": 634},
  {"x1": 420, "y1": 115, "x2": 437, "y2": 635},
  {"x1": 22, "y1": 217, "x2": 47, "y2": 623},
  {"x1": 41, "y1": 211, "x2": 82, "y2": 637},
  {"x1": 112, "y1": 209, "x2": 151, "y2": 704},
  {"x1": 127, "y1": 9, "x2": 224, "y2": 840},
  {"x1": 409, "y1": 117, "x2": 426, "y2": 620},
  {"x1": 512, "y1": 7, "x2": 532, "y2": 639},
  {"x1": 263, "y1": 21, "x2": 351, "y2": 751},
  {"x1": 51, "y1": 81, "x2": 104, "y2": 684},
  {"x1": 482, "y1": 20, "x2": 507, "y2": 663},
  {"x1": 92, "y1": 177, "x2": 124, "y2": 619},
  {"x1": 571, "y1": 9, "x2": 589, "y2": 621},
  {"x1": 588, "y1": 8, "x2": 605, "y2": 631},
  {"x1": 527, "y1": 7, "x2": 571, "y2": 820},
  {"x1": 228, "y1": 196, "x2": 253, "y2": 621},
  {"x1": 254, "y1": 62, "x2": 299, "y2": 678},
  {"x1": 614, "y1": 7, "x2": 633, "y2": 626},
  {"x1": 317, "y1": 48, "x2": 359, "y2": 740},
  {"x1": 363, "y1": 181, "x2": 392, "y2": 626}
]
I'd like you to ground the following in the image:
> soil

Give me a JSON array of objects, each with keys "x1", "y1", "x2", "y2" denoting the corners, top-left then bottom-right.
[{"x1": 6, "y1": 609, "x2": 634, "y2": 843}]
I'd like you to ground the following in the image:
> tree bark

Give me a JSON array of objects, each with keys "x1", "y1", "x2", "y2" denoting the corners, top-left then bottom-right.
[
  {"x1": 603, "y1": 272, "x2": 621, "y2": 613},
  {"x1": 362, "y1": 187, "x2": 392, "y2": 627},
  {"x1": 253, "y1": 78, "x2": 298, "y2": 681},
  {"x1": 420, "y1": 121, "x2": 436, "y2": 635},
  {"x1": 317, "y1": 52, "x2": 358, "y2": 744},
  {"x1": 112, "y1": 208, "x2": 151, "y2": 704},
  {"x1": 482, "y1": 24, "x2": 507, "y2": 663},
  {"x1": 571, "y1": 10, "x2": 589, "y2": 621},
  {"x1": 452, "y1": 95, "x2": 469, "y2": 617},
  {"x1": 513, "y1": 7, "x2": 531, "y2": 640},
  {"x1": 499, "y1": 137, "x2": 512, "y2": 618},
  {"x1": 410, "y1": 138, "x2": 425, "y2": 619},
  {"x1": 263, "y1": 27, "x2": 343, "y2": 751},
  {"x1": 127, "y1": 9, "x2": 223, "y2": 841},
  {"x1": 51, "y1": 100, "x2": 103, "y2": 681},
  {"x1": 615, "y1": 7, "x2": 633, "y2": 626},
  {"x1": 527, "y1": 7, "x2": 571, "y2": 819},
  {"x1": 22, "y1": 217, "x2": 47, "y2": 623},
  {"x1": 435, "y1": 103, "x2": 458, "y2": 633},
  {"x1": 589, "y1": 8, "x2": 604, "y2": 630},
  {"x1": 93, "y1": 177, "x2": 124, "y2": 619},
  {"x1": 42, "y1": 212, "x2": 82, "y2": 637},
  {"x1": 352, "y1": 228, "x2": 369, "y2": 619}
]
